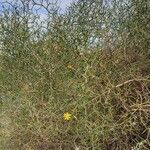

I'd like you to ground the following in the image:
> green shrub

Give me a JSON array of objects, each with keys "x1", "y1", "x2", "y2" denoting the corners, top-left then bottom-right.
[{"x1": 0, "y1": 0, "x2": 149, "y2": 149}]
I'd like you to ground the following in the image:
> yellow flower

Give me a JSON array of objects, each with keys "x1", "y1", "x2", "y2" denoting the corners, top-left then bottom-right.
[{"x1": 64, "y1": 112, "x2": 72, "y2": 121}]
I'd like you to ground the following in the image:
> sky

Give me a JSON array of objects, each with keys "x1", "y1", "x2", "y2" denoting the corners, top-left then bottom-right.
[
  {"x1": 0, "y1": 0, "x2": 75, "y2": 13},
  {"x1": 0, "y1": 0, "x2": 75, "y2": 26},
  {"x1": 59, "y1": 0, "x2": 74, "y2": 12}
]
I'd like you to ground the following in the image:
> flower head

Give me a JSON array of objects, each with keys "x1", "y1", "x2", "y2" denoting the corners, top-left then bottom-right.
[{"x1": 64, "y1": 112, "x2": 72, "y2": 121}]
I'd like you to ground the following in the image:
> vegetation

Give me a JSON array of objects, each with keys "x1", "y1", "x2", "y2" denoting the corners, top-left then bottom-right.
[{"x1": 0, "y1": 0, "x2": 150, "y2": 149}]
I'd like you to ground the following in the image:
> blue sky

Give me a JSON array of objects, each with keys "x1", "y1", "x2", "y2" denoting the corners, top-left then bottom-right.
[
  {"x1": 59, "y1": 0, "x2": 74, "y2": 12},
  {"x1": 0, "y1": 0, "x2": 75, "y2": 12}
]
